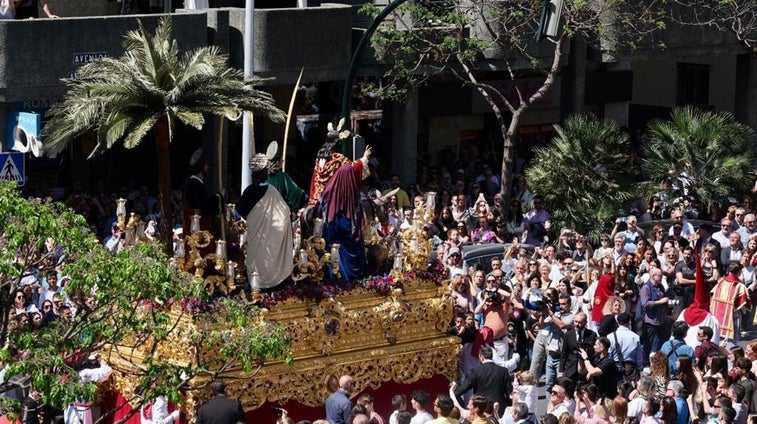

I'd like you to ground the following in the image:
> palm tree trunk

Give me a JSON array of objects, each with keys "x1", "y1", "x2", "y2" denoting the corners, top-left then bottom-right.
[{"x1": 155, "y1": 117, "x2": 174, "y2": 255}]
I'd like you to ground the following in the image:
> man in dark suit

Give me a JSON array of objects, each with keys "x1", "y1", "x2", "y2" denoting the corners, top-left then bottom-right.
[
  {"x1": 560, "y1": 311, "x2": 597, "y2": 385},
  {"x1": 196, "y1": 380, "x2": 247, "y2": 424},
  {"x1": 454, "y1": 346, "x2": 513, "y2": 409},
  {"x1": 720, "y1": 232, "x2": 744, "y2": 273}
]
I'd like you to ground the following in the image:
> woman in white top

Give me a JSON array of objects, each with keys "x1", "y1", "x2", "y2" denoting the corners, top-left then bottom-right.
[{"x1": 13, "y1": 289, "x2": 38, "y2": 315}]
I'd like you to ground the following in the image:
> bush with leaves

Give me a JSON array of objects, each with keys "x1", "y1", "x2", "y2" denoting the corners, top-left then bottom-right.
[
  {"x1": 0, "y1": 182, "x2": 290, "y2": 423},
  {"x1": 640, "y1": 106, "x2": 755, "y2": 212},
  {"x1": 525, "y1": 114, "x2": 637, "y2": 241}
]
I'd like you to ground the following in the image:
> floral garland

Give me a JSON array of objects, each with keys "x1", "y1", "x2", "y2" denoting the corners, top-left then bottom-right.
[
  {"x1": 142, "y1": 261, "x2": 447, "y2": 312},
  {"x1": 256, "y1": 261, "x2": 446, "y2": 309}
]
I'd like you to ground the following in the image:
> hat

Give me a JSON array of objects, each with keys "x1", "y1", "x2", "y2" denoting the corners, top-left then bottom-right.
[
  {"x1": 111, "y1": 222, "x2": 119, "y2": 229},
  {"x1": 249, "y1": 141, "x2": 279, "y2": 171},
  {"x1": 249, "y1": 153, "x2": 269, "y2": 171},
  {"x1": 448, "y1": 247, "x2": 461, "y2": 257}
]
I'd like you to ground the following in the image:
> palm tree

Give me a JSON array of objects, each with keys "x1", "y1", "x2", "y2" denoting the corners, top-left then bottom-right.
[
  {"x1": 44, "y1": 17, "x2": 285, "y2": 251},
  {"x1": 526, "y1": 113, "x2": 636, "y2": 241},
  {"x1": 641, "y1": 106, "x2": 755, "y2": 212}
]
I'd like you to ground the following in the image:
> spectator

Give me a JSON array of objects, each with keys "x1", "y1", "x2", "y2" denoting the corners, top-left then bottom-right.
[
  {"x1": 639, "y1": 268, "x2": 669, "y2": 362},
  {"x1": 608, "y1": 312, "x2": 643, "y2": 382},
  {"x1": 455, "y1": 345, "x2": 513, "y2": 409},
  {"x1": 15, "y1": 0, "x2": 57, "y2": 19},
  {"x1": 713, "y1": 218, "x2": 733, "y2": 249},
  {"x1": 410, "y1": 391, "x2": 433, "y2": 424},
  {"x1": 427, "y1": 394, "x2": 455, "y2": 424},
  {"x1": 660, "y1": 322, "x2": 694, "y2": 374},
  {"x1": 523, "y1": 195, "x2": 550, "y2": 246},
  {"x1": 580, "y1": 337, "x2": 619, "y2": 400},
  {"x1": 561, "y1": 311, "x2": 597, "y2": 386},
  {"x1": 389, "y1": 395, "x2": 407, "y2": 424},
  {"x1": 383, "y1": 175, "x2": 410, "y2": 210},
  {"x1": 720, "y1": 234, "x2": 744, "y2": 274},
  {"x1": 357, "y1": 394, "x2": 384, "y2": 424},
  {"x1": 325, "y1": 376, "x2": 355, "y2": 424}
]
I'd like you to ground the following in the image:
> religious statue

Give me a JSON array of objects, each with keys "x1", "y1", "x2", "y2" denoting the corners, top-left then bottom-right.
[{"x1": 235, "y1": 142, "x2": 294, "y2": 289}]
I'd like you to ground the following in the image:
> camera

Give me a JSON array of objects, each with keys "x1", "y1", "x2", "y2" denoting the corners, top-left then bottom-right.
[
  {"x1": 525, "y1": 289, "x2": 549, "y2": 311},
  {"x1": 271, "y1": 407, "x2": 283, "y2": 415},
  {"x1": 484, "y1": 290, "x2": 502, "y2": 305}
]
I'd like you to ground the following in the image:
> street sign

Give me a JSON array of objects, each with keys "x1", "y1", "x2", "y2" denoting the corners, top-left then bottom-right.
[{"x1": 0, "y1": 152, "x2": 25, "y2": 187}]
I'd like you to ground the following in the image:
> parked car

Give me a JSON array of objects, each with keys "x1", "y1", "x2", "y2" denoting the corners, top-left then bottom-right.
[{"x1": 433, "y1": 242, "x2": 535, "y2": 275}]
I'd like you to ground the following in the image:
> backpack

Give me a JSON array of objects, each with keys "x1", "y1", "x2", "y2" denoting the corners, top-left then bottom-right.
[{"x1": 666, "y1": 341, "x2": 686, "y2": 359}]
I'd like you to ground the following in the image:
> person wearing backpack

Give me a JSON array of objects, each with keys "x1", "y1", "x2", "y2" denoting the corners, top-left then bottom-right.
[
  {"x1": 694, "y1": 326, "x2": 720, "y2": 371},
  {"x1": 660, "y1": 321, "x2": 695, "y2": 375}
]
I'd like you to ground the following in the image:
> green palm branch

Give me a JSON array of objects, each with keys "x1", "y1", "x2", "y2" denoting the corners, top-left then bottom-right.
[
  {"x1": 43, "y1": 16, "x2": 285, "y2": 251},
  {"x1": 640, "y1": 106, "x2": 754, "y2": 211},
  {"x1": 526, "y1": 113, "x2": 636, "y2": 242}
]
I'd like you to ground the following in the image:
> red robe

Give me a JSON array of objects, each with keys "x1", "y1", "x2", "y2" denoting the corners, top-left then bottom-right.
[
  {"x1": 592, "y1": 274, "x2": 614, "y2": 324},
  {"x1": 710, "y1": 274, "x2": 751, "y2": 339}
]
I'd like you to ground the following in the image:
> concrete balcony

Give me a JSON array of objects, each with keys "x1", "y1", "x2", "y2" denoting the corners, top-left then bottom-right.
[
  {"x1": 225, "y1": 3, "x2": 353, "y2": 84},
  {"x1": 0, "y1": 13, "x2": 208, "y2": 103},
  {"x1": 0, "y1": 3, "x2": 353, "y2": 104}
]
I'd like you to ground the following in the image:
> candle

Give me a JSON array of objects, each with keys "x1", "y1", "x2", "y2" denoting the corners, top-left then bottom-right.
[
  {"x1": 251, "y1": 271, "x2": 260, "y2": 292},
  {"x1": 299, "y1": 249, "x2": 308, "y2": 265},
  {"x1": 215, "y1": 240, "x2": 227, "y2": 261},
  {"x1": 174, "y1": 240, "x2": 185, "y2": 258},
  {"x1": 226, "y1": 261, "x2": 235, "y2": 281},
  {"x1": 313, "y1": 218, "x2": 324, "y2": 237},
  {"x1": 116, "y1": 198, "x2": 127, "y2": 218},
  {"x1": 425, "y1": 192, "x2": 436, "y2": 210},
  {"x1": 331, "y1": 244, "x2": 341, "y2": 263},
  {"x1": 393, "y1": 255, "x2": 404, "y2": 272},
  {"x1": 190, "y1": 214, "x2": 201, "y2": 234}
]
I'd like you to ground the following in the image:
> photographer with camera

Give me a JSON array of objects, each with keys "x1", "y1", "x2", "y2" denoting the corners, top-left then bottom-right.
[
  {"x1": 527, "y1": 289, "x2": 574, "y2": 399},
  {"x1": 640, "y1": 268, "x2": 670, "y2": 365},
  {"x1": 474, "y1": 277, "x2": 512, "y2": 362}
]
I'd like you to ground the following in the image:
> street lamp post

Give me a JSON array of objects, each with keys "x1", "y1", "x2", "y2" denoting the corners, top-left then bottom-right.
[
  {"x1": 241, "y1": 0, "x2": 256, "y2": 194},
  {"x1": 340, "y1": 0, "x2": 409, "y2": 131}
]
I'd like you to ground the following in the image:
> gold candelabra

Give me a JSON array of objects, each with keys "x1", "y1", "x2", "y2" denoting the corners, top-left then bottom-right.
[
  {"x1": 393, "y1": 192, "x2": 435, "y2": 272},
  {"x1": 291, "y1": 219, "x2": 341, "y2": 282},
  {"x1": 173, "y1": 214, "x2": 239, "y2": 295}
]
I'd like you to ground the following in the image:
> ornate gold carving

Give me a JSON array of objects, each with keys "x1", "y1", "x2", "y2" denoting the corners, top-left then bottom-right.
[{"x1": 104, "y1": 276, "x2": 458, "y2": 418}]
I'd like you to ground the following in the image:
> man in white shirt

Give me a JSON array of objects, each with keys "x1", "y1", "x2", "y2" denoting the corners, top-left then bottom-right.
[
  {"x1": 713, "y1": 218, "x2": 733, "y2": 248},
  {"x1": 668, "y1": 210, "x2": 695, "y2": 238},
  {"x1": 409, "y1": 391, "x2": 433, "y2": 424}
]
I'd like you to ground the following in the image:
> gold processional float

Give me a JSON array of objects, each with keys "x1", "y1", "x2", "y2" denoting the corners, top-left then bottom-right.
[{"x1": 104, "y1": 193, "x2": 460, "y2": 419}]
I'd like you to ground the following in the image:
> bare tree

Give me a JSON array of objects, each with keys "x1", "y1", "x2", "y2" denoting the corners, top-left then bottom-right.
[{"x1": 362, "y1": 0, "x2": 663, "y2": 206}]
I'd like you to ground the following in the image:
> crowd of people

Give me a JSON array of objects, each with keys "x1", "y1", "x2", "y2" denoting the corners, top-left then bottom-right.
[{"x1": 14, "y1": 126, "x2": 757, "y2": 424}]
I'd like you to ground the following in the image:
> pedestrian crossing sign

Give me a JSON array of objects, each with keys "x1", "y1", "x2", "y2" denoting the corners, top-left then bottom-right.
[{"x1": 0, "y1": 152, "x2": 25, "y2": 187}]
